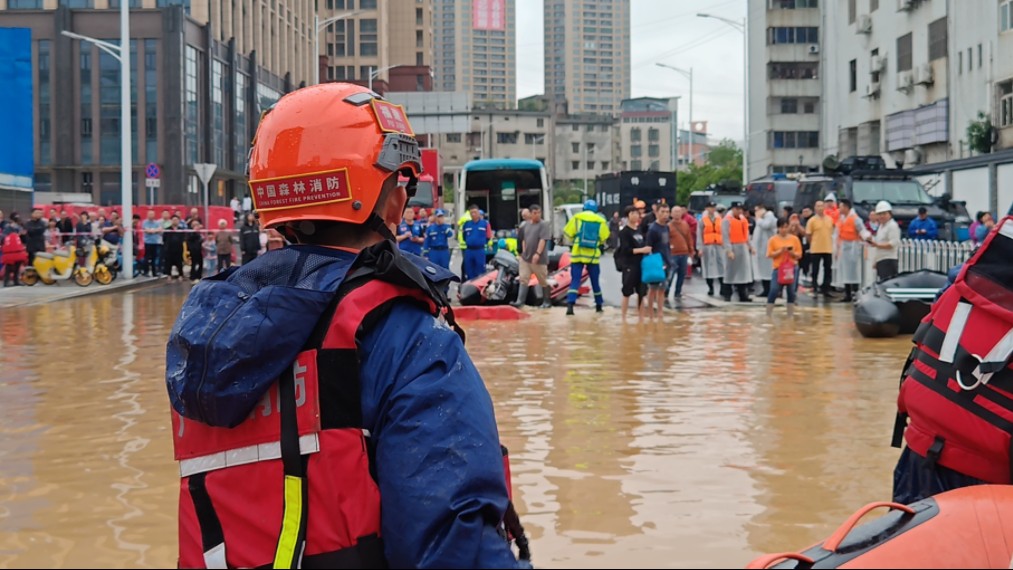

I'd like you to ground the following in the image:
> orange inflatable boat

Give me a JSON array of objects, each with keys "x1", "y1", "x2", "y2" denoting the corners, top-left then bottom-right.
[{"x1": 748, "y1": 485, "x2": 1013, "y2": 569}]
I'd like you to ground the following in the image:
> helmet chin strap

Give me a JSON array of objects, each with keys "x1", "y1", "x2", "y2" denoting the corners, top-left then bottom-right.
[{"x1": 366, "y1": 213, "x2": 396, "y2": 242}]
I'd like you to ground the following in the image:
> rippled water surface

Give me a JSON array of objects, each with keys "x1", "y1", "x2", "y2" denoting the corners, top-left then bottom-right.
[{"x1": 0, "y1": 286, "x2": 912, "y2": 568}]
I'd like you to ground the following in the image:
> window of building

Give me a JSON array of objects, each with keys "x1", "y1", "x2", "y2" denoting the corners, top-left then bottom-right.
[
  {"x1": 631, "y1": 145, "x2": 642, "y2": 157},
  {"x1": 81, "y1": 50, "x2": 92, "y2": 164},
  {"x1": 144, "y1": 39, "x2": 158, "y2": 164},
  {"x1": 416, "y1": 52, "x2": 424, "y2": 66},
  {"x1": 998, "y1": 80, "x2": 1013, "y2": 128},
  {"x1": 234, "y1": 72, "x2": 248, "y2": 170},
  {"x1": 183, "y1": 45, "x2": 199, "y2": 165},
  {"x1": 108, "y1": 0, "x2": 143, "y2": 7},
  {"x1": 768, "y1": 62, "x2": 820, "y2": 79},
  {"x1": 781, "y1": 98, "x2": 798, "y2": 113},
  {"x1": 979, "y1": 44, "x2": 983, "y2": 68},
  {"x1": 59, "y1": 0, "x2": 95, "y2": 7},
  {"x1": 572, "y1": 124, "x2": 579, "y2": 131},
  {"x1": 81, "y1": 171, "x2": 93, "y2": 195},
  {"x1": 958, "y1": 50, "x2": 963, "y2": 74},
  {"x1": 631, "y1": 160, "x2": 642, "y2": 170},
  {"x1": 849, "y1": 59, "x2": 857, "y2": 92},
  {"x1": 416, "y1": 30, "x2": 424, "y2": 48},
  {"x1": 586, "y1": 161, "x2": 594, "y2": 169},
  {"x1": 38, "y1": 39, "x2": 51, "y2": 166},
  {"x1": 537, "y1": 118, "x2": 544, "y2": 127},
  {"x1": 630, "y1": 127, "x2": 641, "y2": 142},
  {"x1": 769, "y1": 131, "x2": 819, "y2": 148},
  {"x1": 1003, "y1": 1, "x2": 1013, "y2": 32},
  {"x1": 571, "y1": 142, "x2": 580, "y2": 154},
  {"x1": 211, "y1": 60, "x2": 225, "y2": 167},
  {"x1": 871, "y1": 47, "x2": 881, "y2": 83},
  {"x1": 848, "y1": 0, "x2": 856, "y2": 24},
  {"x1": 968, "y1": 47, "x2": 973, "y2": 70},
  {"x1": 446, "y1": 133, "x2": 462, "y2": 143},
  {"x1": 155, "y1": 0, "x2": 189, "y2": 10},
  {"x1": 7, "y1": 0, "x2": 43, "y2": 7},
  {"x1": 416, "y1": 7, "x2": 424, "y2": 25},
  {"x1": 359, "y1": 0, "x2": 376, "y2": 8},
  {"x1": 497, "y1": 132, "x2": 517, "y2": 144},
  {"x1": 767, "y1": 26, "x2": 819, "y2": 44},
  {"x1": 571, "y1": 161, "x2": 579, "y2": 170},
  {"x1": 871, "y1": 0, "x2": 879, "y2": 11},
  {"x1": 771, "y1": 0, "x2": 818, "y2": 7},
  {"x1": 648, "y1": 144, "x2": 660, "y2": 158},
  {"x1": 803, "y1": 101, "x2": 816, "y2": 113},
  {"x1": 897, "y1": 33, "x2": 913, "y2": 71},
  {"x1": 928, "y1": 17, "x2": 947, "y2": 61},
  {"x1": 648, "y1": 128, "x2": 659, "y2": 142}
]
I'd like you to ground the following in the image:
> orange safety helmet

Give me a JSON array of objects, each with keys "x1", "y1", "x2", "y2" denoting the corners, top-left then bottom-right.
[{"x1": 247, "y1": 82, "x2": 422, "y2": 230}]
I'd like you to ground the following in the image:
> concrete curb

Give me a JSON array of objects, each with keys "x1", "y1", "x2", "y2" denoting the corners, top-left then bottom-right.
[{"x1": 0, "y1": 276, "x2": 166, "y2": 309}]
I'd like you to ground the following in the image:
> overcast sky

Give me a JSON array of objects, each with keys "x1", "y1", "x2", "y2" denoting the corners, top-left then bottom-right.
[{"x1": 516, "y1": 0, "x2": 747, "y2": 143}]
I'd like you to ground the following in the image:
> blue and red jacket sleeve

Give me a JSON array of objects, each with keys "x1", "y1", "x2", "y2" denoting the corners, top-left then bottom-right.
[{"x1": 357, "y1": 302, "x2": 528, "y2": 569}]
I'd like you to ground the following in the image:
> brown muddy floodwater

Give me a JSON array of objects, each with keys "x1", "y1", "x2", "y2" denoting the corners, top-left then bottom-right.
[{"x1": 0, "y1": 285, "x2": 914, "y2": 568}]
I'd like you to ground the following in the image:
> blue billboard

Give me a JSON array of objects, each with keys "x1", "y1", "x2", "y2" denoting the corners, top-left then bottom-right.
[{"x1": 0, "y1": 28, "x2": 33, "y2": 192}]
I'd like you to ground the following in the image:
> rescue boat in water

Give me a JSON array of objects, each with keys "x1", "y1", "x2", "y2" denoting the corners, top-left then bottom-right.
[
  {"x1": 747, "y1": 485, "x2": 1013, "y2": 569},
  {"x1": 458, "y1": 251, "x2": 589, "y2": 306},
  {"x1": 853, "y1": 269, "x2": 949, "y2": 338}
]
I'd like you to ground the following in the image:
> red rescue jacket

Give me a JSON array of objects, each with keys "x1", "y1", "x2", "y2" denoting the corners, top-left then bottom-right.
[
  {"x1": 894, "y1": 216, "x2": 1013, "y2": 484},
  {"x1": 2, "y1": 232, "x2": 28, "y2": 265}
]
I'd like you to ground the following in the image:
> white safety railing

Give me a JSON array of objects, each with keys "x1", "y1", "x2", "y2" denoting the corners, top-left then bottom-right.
[
  {"x1": 897, "y1": 238, "x2": 976, "y2": 273},
  {"x1": 859, "y1": 238, "x2": 976, "y2": 287}
]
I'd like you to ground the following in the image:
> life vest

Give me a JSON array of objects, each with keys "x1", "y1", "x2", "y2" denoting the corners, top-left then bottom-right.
[
  {"x1": 727, "y1": 216, "x2": 749, "y2": 244},
  {"x1": 2, "y1": 232, "x2": 28, "y2": 265},
  {"x1": 837, "y1": 213, "x2": 862, "y2": 241},
  {"x1": 171, "y1": 250, "x2": 527, "y2": 568},
  {"x1": 702, "y1": 215, "x2": 723, "y2": 245},
  {"x1": 893, "y1": 216, "x2": 1013, "y2": 485}
]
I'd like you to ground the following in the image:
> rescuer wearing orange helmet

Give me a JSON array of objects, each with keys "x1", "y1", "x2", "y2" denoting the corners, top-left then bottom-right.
[{"x1": 166, "y1": 83, "x2": 529, "y2": 569}]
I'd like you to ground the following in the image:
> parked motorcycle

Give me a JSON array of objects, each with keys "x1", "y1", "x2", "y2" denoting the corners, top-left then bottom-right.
[
  {"x1": 21, "y1": 245, "x2": 91, "y2": 286},
  {"x1": 93, "y1": 240, "x2": 120, "y2": 284}
]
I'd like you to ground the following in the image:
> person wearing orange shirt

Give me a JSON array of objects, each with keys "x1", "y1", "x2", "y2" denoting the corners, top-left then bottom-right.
[
  {"x1": 824, "y1": 193, "x2": 841, "y2": 224},
  {"x1": 765, "y1": 217, "x2": 803, "y2": 317}
]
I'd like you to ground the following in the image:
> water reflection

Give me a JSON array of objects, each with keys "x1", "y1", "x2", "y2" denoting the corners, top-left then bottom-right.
[{"x1": 0, "y1": 288, "x2": 914, "y2": 568}]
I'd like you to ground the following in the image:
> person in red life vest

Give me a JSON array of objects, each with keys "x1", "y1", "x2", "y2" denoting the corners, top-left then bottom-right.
[
  {"x1": 2, "y1": 228, "x2": 28, "y2": 286},
  {"x1": 165, "y1": 83, "x2": 530, "y2": 569},
  {"x1": 891, "y1": 215, "x2": 1013, "y2": 504}
]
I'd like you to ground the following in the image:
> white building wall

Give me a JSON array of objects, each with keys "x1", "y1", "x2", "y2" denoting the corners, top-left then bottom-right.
[{"x1": 947, "y1": 1, "x2": 995, "y2": 160}]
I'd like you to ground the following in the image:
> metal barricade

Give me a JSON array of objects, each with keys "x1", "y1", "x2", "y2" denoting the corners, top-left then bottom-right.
[{"x1": 861, "y1": 239, "x2": 975, "y2": 287}]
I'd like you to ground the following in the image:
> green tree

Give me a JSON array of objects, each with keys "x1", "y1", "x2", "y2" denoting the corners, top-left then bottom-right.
[{"x1": 675, "y1": 139, "x2": 742, "y2": 204}]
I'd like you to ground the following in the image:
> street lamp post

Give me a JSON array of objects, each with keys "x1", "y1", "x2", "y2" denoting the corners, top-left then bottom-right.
[
  {"x1": 697, "y1": 13, "x2": 747, "y2": 184},
  {"x1": 656, "y1": 63, "x2": 693, "y2": 170},
  {"x1": 368, "y1": 64, "x2": 402, "y2": 92},
  {"x1": 62, "y1": 3, "x2": 133, "y2": 280},
  {"x1": 313, "y1": 11, "x2": 361, "y2": 85}
]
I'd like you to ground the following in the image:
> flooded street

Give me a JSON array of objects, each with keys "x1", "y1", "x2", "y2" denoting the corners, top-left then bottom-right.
[{"x1": 0, "y1": 285, "x2": 913, "y2": 568}]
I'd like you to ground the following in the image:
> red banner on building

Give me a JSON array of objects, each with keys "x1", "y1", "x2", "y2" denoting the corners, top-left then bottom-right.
[
  {"x1": 472, "y1": 0, "x2": 505, "y2": 31},
  {"x1": 249, "y1": 168, "x2": 352, "y2": 212}
]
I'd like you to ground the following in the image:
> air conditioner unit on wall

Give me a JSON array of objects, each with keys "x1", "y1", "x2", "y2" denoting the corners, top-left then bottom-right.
[
  {"x1": 857, "y1": 15, "x2": 873, "y2": 33},
  {"x1": 808, "y1": 44, "x2": 820, "y2": 54},
  {"x1": 915, "y1": 63, "x2": 934, "y2": 85},
  {"x1": 897, "y1": 0, "x2": 917, "y2": 11},
  {"x1": 870, "y1": 55, "x2": 886, "y2": 73},
  {"x1": 897, "y1": 71, "x2": 914, "y2": 93},
  {"x1": 865, "y1": 81, "x2": 881, "y2": 98}
]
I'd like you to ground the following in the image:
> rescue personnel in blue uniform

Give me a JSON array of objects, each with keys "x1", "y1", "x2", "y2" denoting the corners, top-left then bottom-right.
[
  {"x1": 562, "y1": 199, "x2": 610, "y2": 315},
  {"x1": 164, "y1": 83, "x2": 530, "y2": 569},
  {"x1": 423, "y1": 208, "x2": 454, "y2": 271},
  {"x1": 462, "y1": 206, "x2": 491, "y2": 280},
  {"x1": 396, "y1": 207, "x2": 425, "y2": 256}
]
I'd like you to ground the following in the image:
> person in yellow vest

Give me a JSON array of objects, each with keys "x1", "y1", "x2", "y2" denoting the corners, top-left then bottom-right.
[
  {"x1": 834, "y1": 198, "x2": 865, "y2": 303},
  {"x1": 721, "y1": 202, "x2": 754, "y2": 302},
  {"x1": 562, "y1": 199, "x2": 610, "y2": 315},
  {"x1": 696, "y1": 202, "x2": 725, "y2": 296}
]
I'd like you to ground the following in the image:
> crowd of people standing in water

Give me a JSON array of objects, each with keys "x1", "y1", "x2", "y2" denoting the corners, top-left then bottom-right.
[{"x1": 613, "y1": 194, "x2": 908, "y2": 319}]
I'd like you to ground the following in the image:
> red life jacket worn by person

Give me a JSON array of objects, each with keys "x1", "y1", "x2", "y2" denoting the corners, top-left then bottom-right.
[
  {"x1": 2, "y1": 232, "x2": 28, "y2": 265},
  {"x1": 893, "y1": 216, "x2": 1013, "y2": 484}
]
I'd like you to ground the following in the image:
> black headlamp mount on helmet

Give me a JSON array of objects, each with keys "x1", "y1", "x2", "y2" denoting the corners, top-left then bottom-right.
[{"x1": 376, "y1": 132, "x2": 422, "y2": 197}]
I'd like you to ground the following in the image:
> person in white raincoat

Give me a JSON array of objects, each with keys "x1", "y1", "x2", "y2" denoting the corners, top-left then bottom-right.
[
  {"x1": 696, "y1": 202, "x2": 725, "y2": 296},
  {"x1": 751, "y1": 204, "x2": 777, "y2": 298},
  {"x1": 834, "y1": 198, "x2": 866, "y2": 302}
]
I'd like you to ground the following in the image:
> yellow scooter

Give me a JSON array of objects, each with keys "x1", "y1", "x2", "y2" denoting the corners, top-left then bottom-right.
[{"x1": 20, "y1": 244, "x2": 94, "y2": 287}]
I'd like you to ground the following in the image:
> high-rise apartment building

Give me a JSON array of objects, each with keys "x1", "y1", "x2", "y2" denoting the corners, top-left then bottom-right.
[
  {"x1": 544, "y1": 0, "x2": 630, "y2": 115},
  {"x1": 0, "y1": 0, "x2": 312, "y2": 204},
  {"x1": 746, "y1": 0, "x2": 823, "y2": 180},
  {"x1": 434, "y1": 0, "x2": 516, "y2": 109},
  {"x1": 318, "y1": 0, "x2": 390, "y2": 86},
  {"x1": 388, "y1": 0, "x2": 433, "y2": 70}
]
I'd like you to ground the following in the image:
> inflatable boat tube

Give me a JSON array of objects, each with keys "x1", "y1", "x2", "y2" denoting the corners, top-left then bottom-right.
[
  {"x1": 747, "y1": 485, "x2": 1013, "y2": 569},
  {"x1": 853, "y1": 270, "x2": 949, "y2": 338}
]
